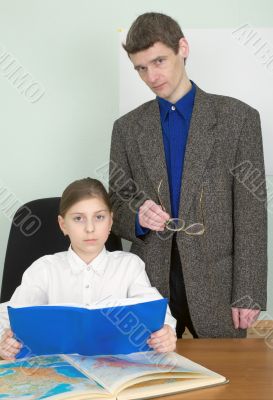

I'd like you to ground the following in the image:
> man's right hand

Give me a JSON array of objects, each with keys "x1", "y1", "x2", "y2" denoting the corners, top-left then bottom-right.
[{"x1": 139, "y1": 200, "x2": 170, "y2": 231}]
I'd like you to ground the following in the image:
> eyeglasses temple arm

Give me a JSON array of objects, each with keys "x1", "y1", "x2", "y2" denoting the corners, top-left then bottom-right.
[{"x1": 157, "y1": 180, "x2": 167, "y2": 212}]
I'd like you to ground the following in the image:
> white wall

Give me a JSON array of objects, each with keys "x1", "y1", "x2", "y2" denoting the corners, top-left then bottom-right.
[{"x1": 0, "y1": 0, "x2": 272, "y2": 317}]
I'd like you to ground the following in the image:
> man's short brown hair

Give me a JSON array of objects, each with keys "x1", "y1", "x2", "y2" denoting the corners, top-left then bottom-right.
[{"x1": 123, "y1": 12, "x2": 184, "y2": 55}]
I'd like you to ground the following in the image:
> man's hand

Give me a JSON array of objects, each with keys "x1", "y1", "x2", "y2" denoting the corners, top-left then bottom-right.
[
  {"x1": 139, "y1": 200, "x2": 170, "y2": 231},
  {"x1": 0, "y1": 329, "x2": 21, "y2": 360},
  {"x1": 147, "y1": 324, "x2": 177, "y2": 353},
  {"x1": 232, "y1": 307, "x2": 260, "y2": 329}
]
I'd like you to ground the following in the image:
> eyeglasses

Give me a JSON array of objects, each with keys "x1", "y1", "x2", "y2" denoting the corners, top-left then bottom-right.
[{"x1": 157, "y1": 180, "x2": 205, "y2": 235}]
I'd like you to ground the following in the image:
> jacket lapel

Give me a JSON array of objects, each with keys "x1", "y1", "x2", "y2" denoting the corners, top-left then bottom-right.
[
  {"x1": 179, "y1": 86, "x2": 217, "y2": 221},
  {"x1": 136, "y1": 100, "x2": 171, "y2": 214}
]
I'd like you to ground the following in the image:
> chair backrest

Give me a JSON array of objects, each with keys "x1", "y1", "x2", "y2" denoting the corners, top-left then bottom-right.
[{"x1": 0, "y1": 197, "x2": 122, "y2": 302}]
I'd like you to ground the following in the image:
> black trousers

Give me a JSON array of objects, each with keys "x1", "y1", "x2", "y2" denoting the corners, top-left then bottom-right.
[{"x1": 169, "y1": 234, "x2": 198, "y2": 338}]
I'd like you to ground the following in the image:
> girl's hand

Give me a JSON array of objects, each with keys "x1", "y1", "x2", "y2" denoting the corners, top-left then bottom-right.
[
  {"x1": 147, "y1": 324, "x2": 177, "y2": 353},
  {"x1": 0, "y1": 329, "x2": 21, "y2": 360}
]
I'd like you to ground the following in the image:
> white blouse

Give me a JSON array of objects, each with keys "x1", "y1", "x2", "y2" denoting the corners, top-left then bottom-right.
[{"x1": 0, "y1": 246, "x2": 176, "y2": 333}]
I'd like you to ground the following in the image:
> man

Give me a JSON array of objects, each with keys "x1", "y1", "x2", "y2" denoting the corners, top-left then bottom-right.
[{"x1": 109, "y1": 12, "x2": 267, "y2": 338}]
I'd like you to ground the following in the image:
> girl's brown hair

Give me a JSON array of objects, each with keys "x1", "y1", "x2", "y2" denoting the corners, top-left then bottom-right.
[{"x1": 59, "y1": 178, "x2": 112, "y2": 217}]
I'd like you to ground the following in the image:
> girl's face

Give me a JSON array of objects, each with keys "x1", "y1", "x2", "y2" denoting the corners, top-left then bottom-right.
[{"x1": 58, "y1": 197, "x2": 113, "y2": 264}]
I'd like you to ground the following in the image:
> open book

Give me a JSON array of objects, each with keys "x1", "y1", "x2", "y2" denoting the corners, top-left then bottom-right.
[{"x1": 0, "y1": 350, "x2": 228, "y2": 399}]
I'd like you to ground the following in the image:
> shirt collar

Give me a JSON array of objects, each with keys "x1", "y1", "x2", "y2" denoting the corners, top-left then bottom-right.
[
  {"x1": 158, "y1": 80, "x2": 196, "y2": 121},
  {"x1": 67, "y1": 245, "x2": 108, "y2": 276}
]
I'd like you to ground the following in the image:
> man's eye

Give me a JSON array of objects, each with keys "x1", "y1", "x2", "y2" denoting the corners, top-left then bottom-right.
[
  {"x1": 155, "y1": 58, "x2": 164, "y2": 65},
  {"x1": 136, "y1": 66, "x2": 146, "y2": 73}
]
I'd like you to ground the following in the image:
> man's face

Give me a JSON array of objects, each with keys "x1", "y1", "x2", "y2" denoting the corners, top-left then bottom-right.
[{"x1": 129, "y1": 39, "x2": 189, "y2": 104}]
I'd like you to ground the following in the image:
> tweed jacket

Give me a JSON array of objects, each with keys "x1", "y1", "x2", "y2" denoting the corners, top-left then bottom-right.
[{"x1": 109, "y1": 85, "x2": 267, "y2": 338}]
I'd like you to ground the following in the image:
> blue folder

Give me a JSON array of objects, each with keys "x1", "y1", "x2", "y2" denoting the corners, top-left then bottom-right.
[{"x1": 8, "y1": 298, "x2": 167, "y2": 359}]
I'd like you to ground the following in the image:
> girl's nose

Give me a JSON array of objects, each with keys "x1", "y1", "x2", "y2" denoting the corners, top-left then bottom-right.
[{"x1": 85, "y1": 221, "x2": 95, "y2": 233}]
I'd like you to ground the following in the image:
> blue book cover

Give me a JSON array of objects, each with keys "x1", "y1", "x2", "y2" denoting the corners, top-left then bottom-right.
[{"x1": 8, "y1": 298, "x2": 167, "y2": 359}]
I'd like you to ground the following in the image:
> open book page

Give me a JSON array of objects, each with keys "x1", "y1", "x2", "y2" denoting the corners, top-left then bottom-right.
[
  {"x1": 0, "y1": 352, "x2": 227, "y2": 400},
  {"x1": 0, "y1": 355, "x2": 111, "y2": 400},
  {"x1": 65, "y1": 351, "x2": 226, "y2": 395}
]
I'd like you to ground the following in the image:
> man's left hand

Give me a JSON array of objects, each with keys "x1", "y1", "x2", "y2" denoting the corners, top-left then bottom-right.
[{"x1": 232, "y1": 307, "x2": 260, "y2": 329}]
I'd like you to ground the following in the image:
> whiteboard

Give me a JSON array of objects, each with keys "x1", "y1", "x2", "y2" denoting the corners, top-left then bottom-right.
[{"x1": 119, "y1": 28, "x2": 273, "y2": 175}]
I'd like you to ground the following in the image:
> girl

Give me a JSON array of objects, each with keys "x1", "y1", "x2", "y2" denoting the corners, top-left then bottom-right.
[{"x1": 0, "y1": 178, "x2": 176, "y2": 360}]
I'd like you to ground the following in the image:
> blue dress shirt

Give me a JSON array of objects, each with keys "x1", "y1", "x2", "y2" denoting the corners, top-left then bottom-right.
[{"x1": 136, "y1": 81, "x2": 196, "y2": 235}]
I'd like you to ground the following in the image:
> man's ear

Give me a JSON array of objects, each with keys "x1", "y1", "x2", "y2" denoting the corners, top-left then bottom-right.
[
  {"x1": 178, "y1": 37, "x2": 189, "y2": 59},
  {"x1": 58, "y1": 215, "x2": 67, "y2": 236}
]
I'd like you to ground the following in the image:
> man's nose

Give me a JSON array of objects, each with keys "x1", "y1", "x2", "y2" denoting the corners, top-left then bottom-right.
[{"x1": 146, "y1": 67, "x2": 159, "y2": 84}]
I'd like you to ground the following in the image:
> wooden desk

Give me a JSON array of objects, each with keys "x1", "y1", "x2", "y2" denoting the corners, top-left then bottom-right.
[{"x1": 162, "y1": 339, "x2": 273, "y2": 400}]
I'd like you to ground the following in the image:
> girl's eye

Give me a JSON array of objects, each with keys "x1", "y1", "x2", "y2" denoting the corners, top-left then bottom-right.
[
  {"x1": 96, "y1": 215, "x2": 105, "y2": 221},
  {"x1": 73, "y1": 216, "x2": 83, "y2": 222}
]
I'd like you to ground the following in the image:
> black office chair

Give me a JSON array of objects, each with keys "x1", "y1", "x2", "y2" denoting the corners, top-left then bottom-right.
[{"x1": 0, "y1": 197, "x2": 122, "y2": 302}]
